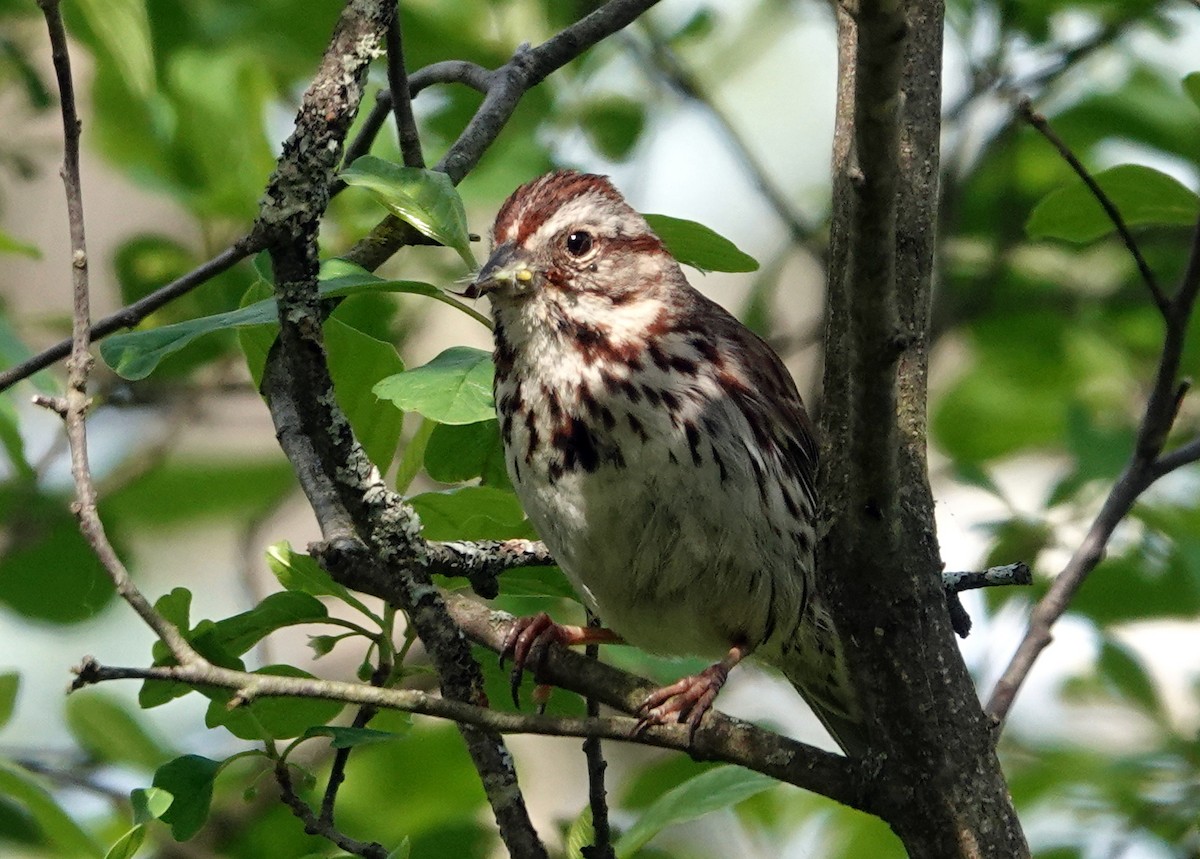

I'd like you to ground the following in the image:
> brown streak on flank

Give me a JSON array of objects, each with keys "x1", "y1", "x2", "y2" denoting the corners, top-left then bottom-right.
[
  {"x1": 647, "y1": 341, "x2": 671, "y2": 372},
  {"x1": 494, "y1": 323, "x2": 516, "y2": 380},
  {"x1": 559, "y1": 317, "x2": 645, "y2": 368},
  {"x1": 524, "y1": 409, "x2": 539, "y2": 463},
  {"x1": 689, "y1": 334, "x2": 724, "y2": 367},
  {"x1": 712, "y1": 446, "x2": 729, "y2": 482},
  {"x1": 684, "y1": 421, "x2": 703, "y2": 466},
  {"x1": 627, "y1": 413, "x2": 648, "y2": 441},
  {"x1": 543, "y1": 386, "x2": 562, "y2": 422}
]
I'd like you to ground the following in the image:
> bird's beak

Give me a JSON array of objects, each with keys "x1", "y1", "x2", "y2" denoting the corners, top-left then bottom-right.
[{"x1": 464, "y1": 242, "x2": 536, "y2": 299}]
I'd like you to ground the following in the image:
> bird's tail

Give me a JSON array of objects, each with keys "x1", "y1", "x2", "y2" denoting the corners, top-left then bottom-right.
[{"x1": 778, "y1": 601, "x2": 867, "y2": 757}]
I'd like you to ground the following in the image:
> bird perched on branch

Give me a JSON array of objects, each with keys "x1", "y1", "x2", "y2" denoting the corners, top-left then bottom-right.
[{"x1": 466, "y1": 170, "x2": 863, "y2": 754}]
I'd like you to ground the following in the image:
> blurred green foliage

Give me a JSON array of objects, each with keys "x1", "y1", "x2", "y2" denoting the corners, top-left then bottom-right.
[{"x1": 1, "y1": 0, "x2": 1199, "y2": 856}]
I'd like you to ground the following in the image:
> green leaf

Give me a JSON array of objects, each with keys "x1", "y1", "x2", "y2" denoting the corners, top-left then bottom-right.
[
  {"x1": 0, "y1": 229, "x2": 40, "y2": 259},
  {"x1": 66, "y1": 691, "x2": 174, "y2": 770},
  {"x1": 643, "y1": 214, "x2": 759, "y2": 273},
  {"x1": 204, "y1": 665, "x2": 344, "y2": 740},
  {"x1": 265, "y1": 542, "x2": 369, "y2": 613},
  {"x1": 0, "y1": 673, "x2": 18, "y2": 730},
  {"x1": 579, "y1": 96, "x2": 645, "y2": 161},
  {"x1": 130, "y1": 787, "x2": 173, "y2": 825},
  {"x1": 101, "y1": 459, "x2": 296, "y2": 528},
  {"x1": 1097, "y1": 638, "x2": 1162, "y2": 714},
  {"x1": 103, "y1": 825, "x2": 146, "y2": 859},
  {"x1": 339, "y1": 157, "x2": 476, "y2": 267},
  {"x1": 153, "y1": 755, "x2": 222, "y2": 842},
  {"x1": 1184, "y1": 72, "x2": 1200, "y2": 113},
  {"x1": 0, "y1": 491, "x2": 116, "y2": 623},
  {"x1": 408, "y1": 486, "x2": 532, "y2": 541},
  {"x1": 613, "y1": 766, "x2": 778, "y2": 858},
  {"x1": 74, "y1": 0, "x2": 154, "y2": 98},
  {"x1": 564, "y1": 806, "x2": 594, "y2": 859},
  {"x1": 197, "y1": 591, "x2": 328, "y2": 658},
  {"x1": 106, "y1": 788, "x2": 173, "y2": 859},
  {"x1": 0, "y1": 315, "x2": 57, "y2": 395},
  {"x1": 324, "y1": 316, "x2": 405, "y2": 471},
  {"x1": 424, "y1": 419, "x2": 509, "y2": 487},
  {"x1": 154, "y1": 587, "x2": 193, "y2": 632},
  {"x1": 1026, "y1": 164, "x2": 1200, "y2": 243},
  {"x1": 494, "y1": 566, "x2": 578, "y2": 601},
  {"x1": 374, "y1": 347, "x2": 495, "y2": 425},
  {"x1": 0, "y1": 763, "x2": 103, "y2": 856},
  {"x1": 387, "y1": 836, "x2": 412, "y2": 859},
  {"x1": 395, "y1": 416, "x2": 436, "y2": 494},
  {"x1": 301, "y1": 724, "x2": 410, "y2": 749},
  {"x1": 103, "y1": 259, "x2": 439, "y2": 380}
]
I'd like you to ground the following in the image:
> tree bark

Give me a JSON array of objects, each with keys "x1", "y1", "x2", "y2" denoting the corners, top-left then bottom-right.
[{"x1": 819, "y1": 0, "x2": 1030, "y2": 855}]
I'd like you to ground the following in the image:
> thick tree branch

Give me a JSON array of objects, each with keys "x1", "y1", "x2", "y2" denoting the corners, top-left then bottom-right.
[
  {"x1": 987, "y1": 212, "x2": 1200, "y2": 722},
  {"x1": 821, "y1": 0, "x2": 1029, "y2": 854}
]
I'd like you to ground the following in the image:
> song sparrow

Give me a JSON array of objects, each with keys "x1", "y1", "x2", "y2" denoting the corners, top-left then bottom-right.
[{"x1": 467, "y1": 170, "x2": 863, "y2": 754}]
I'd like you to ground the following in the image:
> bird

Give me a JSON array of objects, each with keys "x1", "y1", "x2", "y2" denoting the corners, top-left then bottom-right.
[{"x1": 464, "y1": 170, "x2": 863, "y2": 754}]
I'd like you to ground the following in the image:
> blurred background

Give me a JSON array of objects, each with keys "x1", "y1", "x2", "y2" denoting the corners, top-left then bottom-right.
[{"x1": 1, "y1": 0, "x2": 1199, "y2": 856}]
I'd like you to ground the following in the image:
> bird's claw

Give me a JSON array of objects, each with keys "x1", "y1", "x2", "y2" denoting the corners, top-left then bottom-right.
[
  {"x1": 633, "y1": 663, "x2": 730, "y2": 741},
  {"x1": 499, "y1": 612, "x2": 566, "y2": 708}
]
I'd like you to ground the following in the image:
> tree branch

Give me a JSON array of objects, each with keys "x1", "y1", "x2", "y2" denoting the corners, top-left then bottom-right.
[
  {"x1": 987, "y1": 212, "x2": 1200, "y2": 722},
  {"x1": 821, "y1": 0, "x2": 1029, "y2": 853},
  {"x1": 942, "y1": 563, "x2": 1032, "y2": 593},
  {"x1": 274, "y1": 758, "x2": 388, "y2": 859},
  {"x1": 69, "y1": 589, "x2": 865, "y2": 811},
  {"x1": 581, "y1": 611, "x2": 615, "y2": 859},
  {"x1": 385, "y1": 12, "x2": 424, "y2": 168}
]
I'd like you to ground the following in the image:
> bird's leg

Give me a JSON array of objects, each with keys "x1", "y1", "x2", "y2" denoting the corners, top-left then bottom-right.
[
  {"x1": 635, "y1": 642, "x2": 752, "y2": 738},
  {"x1": 500, "y1": 612, "x2": 623, "y2": 708}
]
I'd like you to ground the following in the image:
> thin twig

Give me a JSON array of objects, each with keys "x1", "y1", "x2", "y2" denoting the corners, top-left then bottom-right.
[
  {"x1": 581, "y1": 611, "x2": 615, "y2": 859},
  {"x1": 942, "y1": 563, "x2": 1032, "y2": 593},
  {"x1": 33, "y1": 0, "x2": 201, "y2": 665},
  {"x1": 1018, "y1": 97, "x2": 1169, "y2": 316},
  {"x1": 385, "y1": 11, "x2": 425, "y2": 168},
  {"x1": 318, "y1": 607, "x2": 396, "y2": 826},
  {"x1": 632, "y1": 27, "x2": 817, "y2": 249},
  {"x1": 274, "y1": 758, "x2": 388, "y2": 858},
  {"x1": 0, "y1": 238, "x2": 260, "y2": 394},
  {"x1": 987, "y1": 213, "x2": 1200, "y2": 722},
  {"x1": 339, "y1": 89, "x2": 394, "y2": 175}
]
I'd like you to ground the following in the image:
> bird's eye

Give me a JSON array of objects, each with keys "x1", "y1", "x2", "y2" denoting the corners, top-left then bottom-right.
[{"x1": 565, "y1": 231, "x2": 593, "y2": 256}]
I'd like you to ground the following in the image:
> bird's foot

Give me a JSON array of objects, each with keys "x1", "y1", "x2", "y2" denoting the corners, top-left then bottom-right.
[
  {"x1": 635, "y1": 663, "x2": 730, "y2": 738},
  {"x1": 633, "y1": 643, "x2": 751, "y2": 740},
  {"x1": 499, "y1": 612, "x2": 620, "y2": 709}
]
